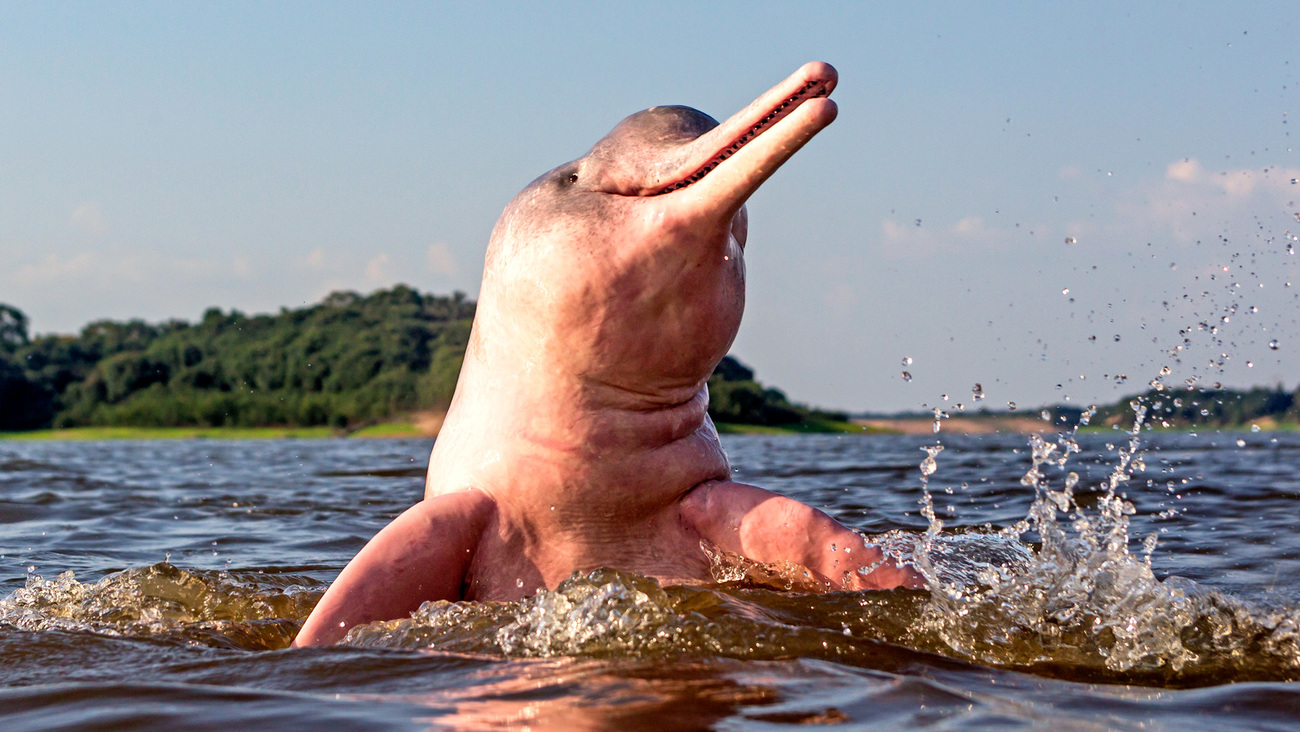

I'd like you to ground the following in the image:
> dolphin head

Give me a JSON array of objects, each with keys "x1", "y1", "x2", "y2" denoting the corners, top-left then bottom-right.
[{"x1": 476, "y1": 63, "x2": 838, "y2": 406}]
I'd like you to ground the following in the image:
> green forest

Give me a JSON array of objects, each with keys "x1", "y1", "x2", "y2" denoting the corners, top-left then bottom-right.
[
  {"x1": 4, "y1": 287, "x2": 1293, "y2": 434},
  {"x1": 0, "y1": 287, "x2": 836, "y2": 432}
]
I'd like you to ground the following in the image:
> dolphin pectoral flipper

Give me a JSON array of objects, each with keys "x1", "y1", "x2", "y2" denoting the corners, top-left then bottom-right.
[
  {"x1": 680, "y1": 481, "x2": 923, "y2": 591},
  {"x1": 293, "y1": 489, "x2": 495, "y2": 647}
]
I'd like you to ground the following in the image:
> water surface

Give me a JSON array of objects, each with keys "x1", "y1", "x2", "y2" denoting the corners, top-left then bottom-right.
[{"x1": 3, "y1": 430, "x2": 1300, "y2": 729}]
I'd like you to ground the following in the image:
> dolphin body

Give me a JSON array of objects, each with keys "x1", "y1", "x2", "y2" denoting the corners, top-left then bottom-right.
[{"x1": 294, "y1": 63, "x2": 918, "y2": 647}]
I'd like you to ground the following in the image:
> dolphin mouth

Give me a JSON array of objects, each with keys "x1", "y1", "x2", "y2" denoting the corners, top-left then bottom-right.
[{"x1": 651, "y1": 64, "x2": 837, "y2": 197}]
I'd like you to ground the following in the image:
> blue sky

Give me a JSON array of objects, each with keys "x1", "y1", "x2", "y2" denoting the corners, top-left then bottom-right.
[{"x1": 2, "y1": 2, "x2": 1296, "y2": 412}]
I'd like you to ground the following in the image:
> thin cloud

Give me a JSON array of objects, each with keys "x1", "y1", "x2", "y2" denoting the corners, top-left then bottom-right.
[
  {"x1": 68, "y1": 203, "x2": 109, "y2": 237},
  {"x1": 878, "y1": 158, "x2": 1299, "y2": 259},
  {"x1": 11, "y1": 252, "x2": 142, "y2": 284},
  {"x1": 1119, "y1": 157, "x2": 1300, "y2": 244},
  {"x1": 878, "y1": 215, "x2": 1028, "y2": 258},
  {"x1": 426, "y1": 242, "x2": 458, "y2": 277},
  {"x1": 1165, "y1": 158, "x2": 1202, "y2": 184},
  {"x1": 364, "y1": 253, "x2": 390, "y2": 284},
  {"x1": 300, "y1": 249, "x2": 326, "y2": 269}
]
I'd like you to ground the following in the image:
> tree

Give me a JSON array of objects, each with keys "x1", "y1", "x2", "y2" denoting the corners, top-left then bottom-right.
[
  {"x1": 0, "y1": 355, "x2": 52, "y2": 430},
  {"x1": 0, "y1": 304, "x2": 30, "y2": 352}
]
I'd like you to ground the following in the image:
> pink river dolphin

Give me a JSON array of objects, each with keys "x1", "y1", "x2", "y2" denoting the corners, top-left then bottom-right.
[{"x1": 295, "y1": 62, "x2": 921, "y2": 647}]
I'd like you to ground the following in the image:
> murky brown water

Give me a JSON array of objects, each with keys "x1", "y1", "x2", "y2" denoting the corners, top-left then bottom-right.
[{"x1": 4, "y1": 429, "x2": 1300, "y2": 729}]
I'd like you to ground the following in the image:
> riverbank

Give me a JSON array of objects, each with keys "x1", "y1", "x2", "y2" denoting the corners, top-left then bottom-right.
[
  {"x1": 0, "y1": 423, "x2": 425, "y2": 441},
  {"x1": 715, "y1": 418, "x2": 889, "y2": 435},
  {"x1": 854, "y1": 415, "x2": 1062, "y2": 435}
]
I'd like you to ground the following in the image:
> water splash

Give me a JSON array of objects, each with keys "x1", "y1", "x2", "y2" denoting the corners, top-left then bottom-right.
[
  {"x1": 342, "y1": 567, "x2": 918, "y2": 662},
  {"x1": 0, "y1": 563, "x2": 313, "y2": 650},
  {"x1": 899, "y1": 402, "x2": 1300, "y2": 680}
]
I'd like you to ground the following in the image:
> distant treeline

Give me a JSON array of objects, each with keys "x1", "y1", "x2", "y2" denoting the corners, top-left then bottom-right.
[
  {"x1": 0, "y1": 287, "x2": 836, "y2": 431},
  {"x1": 1095, "y1": 385, "x2": 1300, "y2": 429},
  {"x1": 874, "y1": 386, "x2": 1300, "y2": 431}
]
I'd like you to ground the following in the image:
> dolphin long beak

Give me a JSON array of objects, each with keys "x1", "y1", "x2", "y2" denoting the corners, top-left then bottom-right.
[{"x1": 651, "y1": 62, "x2": 838, "y2": 217}]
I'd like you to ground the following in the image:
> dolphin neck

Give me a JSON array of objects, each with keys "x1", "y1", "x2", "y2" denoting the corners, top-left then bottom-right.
[
  {"x1": 425, "y1": 361, "x2": 728, "y2": 503},
  {"x1": 468, "y1": 363, "x2": 713, "y2": 453}
]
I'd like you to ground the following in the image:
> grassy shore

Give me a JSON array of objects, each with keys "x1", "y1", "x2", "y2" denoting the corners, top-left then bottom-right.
[
  {"x1": 0, "y1": 425, "x2": 342, "y2": 441},
  {"x1": 0, "y1": 423, "x2": 438, "y2": 441},
  {"x1": 715, "y1": 418, "x2": 891, "y2": 435}
]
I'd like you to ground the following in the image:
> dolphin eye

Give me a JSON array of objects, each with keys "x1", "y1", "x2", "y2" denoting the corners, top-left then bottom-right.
[{"x1": 567, "y1": 173, "x2": 579, "y2": 184}]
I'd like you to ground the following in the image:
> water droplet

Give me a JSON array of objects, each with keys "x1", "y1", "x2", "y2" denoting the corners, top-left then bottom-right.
[
  {"x1": 914, "y1": 218, "x2": 922, "y2": 226},
  {"x1": 830, "y1": 543, "x2": 838, "y2": 552},
  {"x1": 1065, "y1": 236, "x2": 1076, "y2": 244},
  {"x1": 901, "y1": 371, "x2": 912, "y2": 382},
  {"x1": 1113, "y1": 334, "x2": 1121, "y2": 342},
  {"x1": 941, "y1": 393, "x2": 949, "y2": 401},
  {"x1": 26, "y1": 565, "x2": 35, "y2": 573},
  {"x1": 972, "y1": 383, "x2": 985, "y2": 401},
  {"x1": 1252, "y1": 424, "x2": 1262, "y2": 433},
  {"x1": 1269, "y1": 339, "x2": 1279, "y2": 350},
  {"x1": 1249, "y1": 305, "x2": 1259, "y2": 313},
  {"x1": 1236, "y1": 438, "x2": 1247, "y2": 447},
  {"x1": 919, "y1": 444, "x2": 944, "y2": 476},
  {"x1": 1007, "y1": 401, "x2": 1017, "y2": 411},
  {"x1": 1247, "y1": 361, "x2": 1255, "y2": 368},
  {"x1": 516, "y1": 578, "x2": 524, "y2": 588},
  {"x1": 901, "y1": 356, "x2": 913, "y2": 366},
  {"x1": 1062, "y1": 288, "x2": 1070, "y2": 295}
]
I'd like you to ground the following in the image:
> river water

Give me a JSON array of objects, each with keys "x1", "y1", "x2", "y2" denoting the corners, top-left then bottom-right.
[{"x1": 3, "y1": 426, "x2": 1300, "y2": 730}]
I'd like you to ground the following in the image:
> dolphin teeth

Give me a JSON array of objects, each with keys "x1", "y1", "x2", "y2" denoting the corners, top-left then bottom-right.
[{"x1": 652, "y1": 76, "x2": 829, "y2": 196}]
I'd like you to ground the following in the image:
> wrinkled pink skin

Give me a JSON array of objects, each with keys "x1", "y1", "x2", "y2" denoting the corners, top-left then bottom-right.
[{"x1": 294, "y1": 63, "x2": 921, "y2": 647}]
